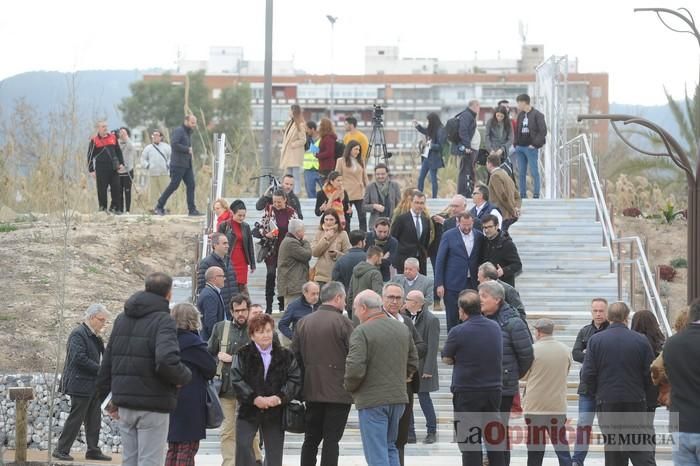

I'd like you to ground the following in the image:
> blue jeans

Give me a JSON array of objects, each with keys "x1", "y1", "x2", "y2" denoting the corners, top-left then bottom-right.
[
  {"x1": 418, "y1": 159, "x2": 439, "y2": 198},
  {"x1": 285, "y1": 166, "x2": 301, "y2": 194},
  {"x1": 673, "y1": 433, "x2": 700, "y2": 466},
  {"x1": 514, "y1": 146, "x2": 540, "y2": 199},
  {"x1": 573, "y1": 394, "x2": 596, "y2": 465},
  {"x1": 409, "y1": 392, "x2": 437, "y2": 435},
  {"x1": 358, "y1": 404, "x2": 404, "y2": 466},
  {"x1": 157, "y1": 166, "x2": 196, "y2": 213},
  {"x1": 303, "y1": 169, "x2": 322, "y2": 198}
]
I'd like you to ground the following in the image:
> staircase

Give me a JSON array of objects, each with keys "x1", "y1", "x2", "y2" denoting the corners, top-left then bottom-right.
[{"x1": 198, "y1": 197, "x2": 672, "y2": 461}]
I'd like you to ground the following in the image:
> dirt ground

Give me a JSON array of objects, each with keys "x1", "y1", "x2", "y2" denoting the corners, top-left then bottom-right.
[{"x1": 0, "y1": 213, "x2": 201, "y2": 372}]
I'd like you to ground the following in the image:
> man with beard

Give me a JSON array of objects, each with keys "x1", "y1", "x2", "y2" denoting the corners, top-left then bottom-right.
[
  {"x1": 480, "y1": 214, "x2": 522, "y2": 288},
  {"x1": 365, "y1": 217, "x2": 398, "y2": 282},
  {"x1": 363, "y1": 164, "x2": 401, "y2": 229}
]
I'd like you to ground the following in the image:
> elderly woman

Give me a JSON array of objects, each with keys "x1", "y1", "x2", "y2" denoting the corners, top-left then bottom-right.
[
  {"x1": 311, "y1": 210, "x2": 351, "y2": 286},
  {"x1": 231, "y1": 314, "x2": 301, "y2": 466},
  {"x1": 166, "y1": 304, "x2": 217, "y2": 466}
]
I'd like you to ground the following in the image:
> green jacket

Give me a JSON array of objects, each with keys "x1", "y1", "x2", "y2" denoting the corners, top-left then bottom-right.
[
  {"x1": 344, "y1": 315, "x2": 418, "y2": 409},
  {"x1": 348, "y1": 261, "x2": 383, "y2": 311},
  {"x1": 207, "y1": 320, "x2": 250, "y2": 398},
  {"x1": 277, "y1": 233, "x2": 312, "y2": 296}
]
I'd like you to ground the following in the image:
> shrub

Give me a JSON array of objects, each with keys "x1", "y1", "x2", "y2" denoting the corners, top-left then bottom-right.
[
  {"x1": 658, "y1": 264, "x2": 676, "y2": 282},
  {"x1": 661, "y1": 202, "x2": 684, "y2": 224},
  {"x1": 622, "y1": 207, "x2": 642, "y2": 218},
  {"x1": 0, "y1": 224, "x2": 17, "y2": 233},
  {"x1": 670, "y1": 257, "x2": 688, "y2": 269}
]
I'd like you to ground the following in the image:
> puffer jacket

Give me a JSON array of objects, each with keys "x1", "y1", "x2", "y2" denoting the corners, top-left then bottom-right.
[
  {"x1": 96, "y1": 291, "x2": 192, "y2": 412},
  {"x1": 196, "y1": 252, "x2": 239, "y2": 310},
  {"x1": 60, "y1": 323, "x2": 104, "y2": 397},
  {"x1": 486, "y1": 302, "x2": 534, "y2": 396}
]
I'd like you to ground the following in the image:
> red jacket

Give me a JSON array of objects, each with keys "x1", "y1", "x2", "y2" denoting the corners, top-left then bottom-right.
[{"x1": 318, "y1": 134, "x2": 337, "y2": 172}]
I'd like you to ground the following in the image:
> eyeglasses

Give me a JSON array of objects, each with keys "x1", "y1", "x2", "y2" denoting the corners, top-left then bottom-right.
[{"x1": 385, "y1": 295, "x2": 403, "y2": 301}]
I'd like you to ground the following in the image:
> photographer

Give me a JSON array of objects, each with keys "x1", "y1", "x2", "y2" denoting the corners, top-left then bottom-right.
[
  {"x1": 87, "y1": 120, "x2": 124, "y2": 213},
  {"x1": 256, "y1": 175, "x2": 303, "y2": 220},
  {"x1": 449, "y1": 100, "x2": 480, "y2": 198},
  {"x1": 413, "y1": 113, "x2": 447, "y2": 199}
]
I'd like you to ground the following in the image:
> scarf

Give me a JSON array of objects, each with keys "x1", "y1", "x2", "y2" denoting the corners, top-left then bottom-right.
[
  {"x1": 323, "y1": 183, "x2": 346, "y2": 227},
  {"x1": 376, "y1": 181, "x2": 390, "y2": 199}
]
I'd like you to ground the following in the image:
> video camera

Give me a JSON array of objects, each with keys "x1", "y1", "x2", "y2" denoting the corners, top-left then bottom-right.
[{"x1": 372, "y1": 104, "x2": 384, "y2": 124}]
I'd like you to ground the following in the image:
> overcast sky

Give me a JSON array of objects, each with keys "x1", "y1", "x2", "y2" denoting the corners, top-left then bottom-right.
[{"x1": 1, "y1": 0, "x2": 698, "y2": 105}]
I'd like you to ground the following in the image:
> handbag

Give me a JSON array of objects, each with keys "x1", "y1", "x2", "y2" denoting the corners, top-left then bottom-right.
[
  {"x1": 282, "y1": 399, "x2": 306, "y2": 434},
  {"x1": 214, "y1": 321, "x2": 232, "y2": 395},
  {"x1": 205, "y1": 380, "x2": 225, "y2": 429}
]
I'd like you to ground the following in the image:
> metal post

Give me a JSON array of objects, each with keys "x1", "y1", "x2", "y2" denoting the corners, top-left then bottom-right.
[
  {"x1": 629, "y1": 240, "x2": 636, "y2": 310},
  {"x1": 326, "y1": 15, "x2": 338, "y2": 121},
  {"x1": 261, "y1": 0, "x2": 274, "y2": 195},
  {"x1": 617, "y1": 239, "x2": 623, "y2": 301}
]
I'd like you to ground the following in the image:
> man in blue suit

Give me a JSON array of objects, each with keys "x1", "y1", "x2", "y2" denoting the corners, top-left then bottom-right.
[
  {"x1": 435, "y1": 211, "x2": 484, "y2": 331},
  {"x1": 196, "y1": 266, "x2": 227, "y2": 342}
]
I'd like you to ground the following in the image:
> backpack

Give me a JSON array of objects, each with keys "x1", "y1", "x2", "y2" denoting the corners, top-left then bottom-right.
[
  {"x1": 445, "y1": 111, "x2": 464, "y2": 144},
  {"x1": 334, "y1": 140, "x2": 345, "y2": 159}
]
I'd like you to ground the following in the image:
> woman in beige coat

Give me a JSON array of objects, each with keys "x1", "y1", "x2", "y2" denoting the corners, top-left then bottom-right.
[
  {"x1": 311, "y1": 210, "x2": 351, "y2": 286},
  {"x1": 279, "y1": 104, "x2": 306, "y2": 194},
  {"x1": 335, "y1": 140, "x2": 369, "y2": 231}
]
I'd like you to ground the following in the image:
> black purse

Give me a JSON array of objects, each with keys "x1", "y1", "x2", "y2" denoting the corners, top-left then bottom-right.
[
  {"x1": 282, "y1": 399, "x2": 306, "y2": 434},
  {"x1": 205, "y1": 381, "x2": 224, "y2": 429}
]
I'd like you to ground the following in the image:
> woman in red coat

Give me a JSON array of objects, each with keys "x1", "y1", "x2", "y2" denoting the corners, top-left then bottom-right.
[{"x1": 317, "y1": 117, "x2": 338, "y2": 179}]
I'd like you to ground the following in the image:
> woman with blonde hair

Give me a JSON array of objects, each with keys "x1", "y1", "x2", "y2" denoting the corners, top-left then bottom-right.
[
  {"x1": 391, "y1": 188, "x2": 419, "y2": 223},
  {"x1": 279, "y1": 104, "x2": 306, "y2": 194},
  {"x1": 312, "y1": 210, "x2": 351, "y2": 286},
  {"x1": 213, "y1": 198, "x2": 232, "y2": 231},
  {"x1": 166, "y1": 304, "x2": 217, "y2": 466},
  {"x1": 335, "y1": 140, "x2": 369, "y2": 231}
]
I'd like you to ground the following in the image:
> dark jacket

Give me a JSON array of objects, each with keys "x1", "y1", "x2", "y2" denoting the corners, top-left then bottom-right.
[
  {"x1": 196, "y1": 252, "x2": 238, "y2": 310},
  {"x1": 170, "y1": 124, "x2": 193, "y2": 168},
  {"x1": 332, "y1": 247, "x2": 367, "y2": 291},
  {"x1": 168, "y1": 330, "x2": 217, "y2": 442},
  {"x1": 207, "y1": 320, "x2": 251, "y2": 398},
  {"x1": 256, "y1": 191, "x2": 303, "y2": 220},
  {"x1": 480, "y1": 230, "x2": 522, "y2": 287},
  {"x1": 485, "y1": 117, "x2": 513, "y2": 155},
  {"x1": 218, "y1": 219, "x2": 256, "y2": 272},
  {"x1": 434, "y1": 227, "x2": 483, "y2": 292},
  {"x1": 416, "y1": 124, "x2": 447, "y2": 170},
  {"x1": 663, "y1": 324, "x2": 700, "y2": 433},
  {"x1": 409, "y1": 309, "x2": 441, "y2": 393},
  {"x1": 572, "y1": 320, "x2": 610, "y2": 396},
  {"x1": 315, "y1": 188, "x2": 351, "y2": 227},
  {"x1": 196, "y1": 284, "x2": 226, "y2": 343},
  {"x1": 230, "y1": 341, "x2": 302, "y2": 420},
  {"x1": 278, "y1": 295, "x2": 314, "y2": 339},
  {"x1": 499, "y1": 280, "x2": 526, "y2": 320},
  {"x1": 450, "y1": 108, "x2": 477, "y2": 156},
  {"x1": 97, "y1": 291, "x2": 192, "y2": 412},
  {"x1": 60, "y1": 323, "x2": 105, "y2": 397},
  {"x1": 470, "y1": 201, "x2": 499, "y2": 231},
  {"x1": 514, "y1": 108, "x2": 547, "y2": 149},
  {"x1": 362, "y1": 181, "x2": 402, "y2": 229},
  {"x1": 87, "y1": 132, "x2": 124, "y2": 173},
  {"x1": 443, "y1": 314, "x2": 503, "y2": 393},
  {"x1": 292, "y1": 304, "x2": 354, "y2": 404},
  {"x1": 365, "y1": 232, "x2": 398, "y2": 282},
  {"x1": 581, "y1": 322, "x2": 654, "y2": 403},
  {"x1": 390, "y1": 211, "x2": 432, "y2": 271},
  {"x1": 485, "y1": 303, "x2": 534, "y2": 396},
  {"x1": 392, "y1": 311, "x2": 427, "y2": 394},
  {"x1": 348, "y1": 262, "x2": 383, "y2": 312}
]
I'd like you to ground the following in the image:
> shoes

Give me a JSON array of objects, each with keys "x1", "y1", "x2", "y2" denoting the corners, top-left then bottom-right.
[
  {"x1": 407, "y1": 433, "x2": 417, "y2": 444},
  {"x1": 423, "y1": 432, "x2": 437, "y2": 444},
  {"x1": 572, "y1": 461, "x2": 583, "y2": 466},
  {"x1": 188, "y1": 210, "x2": 203, "y2": 216},
  {"x1": 85, "y1": 452, "x2": 112, "y2": 461},
  {"x1": 52, "y1": 451, "x2": 74, "y2": 461},
  {"x1": 154, "y1": 207, "x2": 165, "y2": 216}
]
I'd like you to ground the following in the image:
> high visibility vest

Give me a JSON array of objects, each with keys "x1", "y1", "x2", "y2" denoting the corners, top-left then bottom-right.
[{"x1": 303, "y1": 138, "x2": 321, "y2": 170}]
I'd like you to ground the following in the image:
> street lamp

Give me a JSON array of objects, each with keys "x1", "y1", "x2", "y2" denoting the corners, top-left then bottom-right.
[{"x1": 326, "y1": 15, "x2": 338, "y2": 121}]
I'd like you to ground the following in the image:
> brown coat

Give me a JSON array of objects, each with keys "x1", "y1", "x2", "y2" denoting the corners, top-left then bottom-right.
[
  {"x1": 311, "y1": 229, "x2": 351, "y2": 283},
  {"x1": 277, "y1": 233, "x2": 312, "y2": 296},
  {"x1": 279, "y1": 119, "x2": 307, "y2": 170},
  {"x1": 335, "y1": 158, "x2": 369, "y2": 201},
  {"x1": 488, "y1": 167, "x2": 521, "y2": 219},
  {"x1": 291, "y1": 304, "x2": 355, "y2": 404}
]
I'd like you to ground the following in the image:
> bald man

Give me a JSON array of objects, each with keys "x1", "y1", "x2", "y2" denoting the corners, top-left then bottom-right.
[{"x1": 196, "y1": 266, "x2": 226, "y2": 342}]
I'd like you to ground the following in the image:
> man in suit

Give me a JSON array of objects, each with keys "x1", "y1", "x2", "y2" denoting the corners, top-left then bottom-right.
[
  {"x1": 441, "y1": 194, "x2": 469, "y2": 232},
  {"x1": 390, "y1": 191, "x2": 432, "y2": 275},
  {"x1": 196, "y1": 266, "x2": 227, "y2": 343},
  {"x1": 393, "y1": 258, "x2": 434, "y2": 306},
  {"x1": 435, "y1": 212, "x2": 484, "y2": 331},
  {"x1": 470, "y1": 185, "x2": 502, "y2": 231}
]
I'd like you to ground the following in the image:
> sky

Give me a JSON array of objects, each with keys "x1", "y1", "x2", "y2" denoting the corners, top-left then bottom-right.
[{"x1": 1, "y1": 0, "x2": 698, "y2": 105}]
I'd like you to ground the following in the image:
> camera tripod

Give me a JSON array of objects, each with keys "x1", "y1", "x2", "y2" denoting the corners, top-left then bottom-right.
[{"x1": 366, "y1": 119, "x2": 392, "y2": 166}]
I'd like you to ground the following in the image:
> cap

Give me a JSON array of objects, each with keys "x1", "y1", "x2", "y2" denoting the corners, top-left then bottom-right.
[{"x1": 533, "y1": 318, "x2": 554, "y2": 334}]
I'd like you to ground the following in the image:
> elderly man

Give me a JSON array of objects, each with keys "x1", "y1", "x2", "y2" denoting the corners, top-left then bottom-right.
[
  {"x1": 442, "y1": 290, "x2": 504, "y2": 466},
  {"x1": 87, "y1": 120, "x2": 124, "y2": 213},
  {"x1": 394, "y1": 258, "x2": 434, "y2": 307},
  {"x1": 140, "y1": 130, "x2": 171, "y2": 206},
  {"x1": 477, "y1": 262, "x2": 525, "y2": 320},
  {"x1": 522, "y1": 319, "x2": 573, "y2": 466},
  {"x1": 440, "y1": 194, "x2": 469, "y2": 231},
  {"x1": 196, "y1": 232, "x2": 238, "y2": 310},
  {"x1": 404, "y1": 290, "x2": 440, "y2": 445},
  {"x1": 293, "y1": 282, "x2": 355, "y2": 466},
  {"x1": 479, "y1": 281, "x2": 534, "y2": 466},
  {"x1": 277, "y1": 218, "x2": 312, "y2": 309},
  {"x1": 278, "y1": 281, "x2": 320, "y2": 340},
  {"x1": 54, "y1": 304, "x2": 112, "y2": 462},
  {"x1": 345, "y1": 290, "x2": 418, "y2": 466},
  {"x1": 365, "y1": 217, "x2": 399, "y2": 282},
  {"x1": 470, "y1": 185, "x2": 502, "y2": 231},
  {"x1": 196, "y1": 266, "x2": 227, "y2": 343}
]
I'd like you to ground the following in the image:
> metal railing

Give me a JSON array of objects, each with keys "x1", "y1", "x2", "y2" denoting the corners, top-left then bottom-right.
[{"x1": 560, "y1": 135, "x2": 672, "y2": 335}]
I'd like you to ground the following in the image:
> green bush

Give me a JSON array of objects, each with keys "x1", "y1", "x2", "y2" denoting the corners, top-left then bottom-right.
[
  {"x1": 670, "y1": 257, "x2": 688, "y2": 269},
  {"x1": 0, "y1": 223, "x2": 17, "y2": 233}
]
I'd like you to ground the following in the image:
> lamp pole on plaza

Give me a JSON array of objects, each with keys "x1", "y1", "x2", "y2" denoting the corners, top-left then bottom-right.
[
  {"x1": 261, "y1": 0, "x2": 274, "y2": 194},
  {"x1": 326, "y1": 15, "x2": 338, "y2": 121}
]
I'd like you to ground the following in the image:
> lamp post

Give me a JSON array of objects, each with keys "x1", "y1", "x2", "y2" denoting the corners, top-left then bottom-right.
[
  {"x1": 326, "y1": 15, "x2": 338, "y2": 121},
  {"x1": 261, "y1": 0, "x2": 274, "y2": 195}
]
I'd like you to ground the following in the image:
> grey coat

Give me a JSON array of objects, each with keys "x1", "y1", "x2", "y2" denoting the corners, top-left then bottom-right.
[
  {"x1": 409, "y1": 310, "x2": 440, "y2": 393},
  {"x1": 362, "y1": 180, "x2": 402, "y2": 229},
  {"x1": 393, "y1": 273, "x2": 434, "y2": 306},
  {"x1": 485, "y1": 118, "x2": 513, "y2": 155}
]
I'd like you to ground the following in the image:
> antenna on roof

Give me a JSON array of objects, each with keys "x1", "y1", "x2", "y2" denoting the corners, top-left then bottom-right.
[{"x1": 518, "y1": 21, "x2": 528, "y2": 44}]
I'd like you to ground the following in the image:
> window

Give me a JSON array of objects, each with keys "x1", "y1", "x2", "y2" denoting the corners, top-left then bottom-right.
[
  {"x1": 591, "y1": 86, "x2": 602, "y2": 98},
  {"x1": 399, "y1": 129, "x2": 415, "y2": 145},
  {"x1": 457, "y1": 91, "x2": 466, "y2": 100},
  {"x1": 212, "y1": 88, "x2": 222, "y2": 99},
  {"x1": 378, "y1": 50, "x2": 385, "y2": 55}
]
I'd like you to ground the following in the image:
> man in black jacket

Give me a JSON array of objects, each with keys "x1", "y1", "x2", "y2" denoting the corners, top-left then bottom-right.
[
  {"x1": 97, "y1": 272, "x2": 192, "y2": 466},
  {"x1": 196, "y1": 266, "x2": 227, "y2": 343},
  {"x1": 365, "y1": 218, "x2": 398, "y2": 281},
  {"x1": 450, "y1": 100, "x2": 480, "y2": 197},
  {"x1": 513, "y1": 94, "x2": 547, "y2": 199},
  {"x1": 155, "y1": 114, "x2": 202, "y2": 216},
  {"x1": 477, "y1": 262, "x2": 526, "y2": 320},
  {"x1": 256, "y1": 175, "x2": 303, "y2": 219},
  {"x1": 571, "y1": 297, "x2": 610, "y2": 466},
  {"x1": 53, "y1": 304, "x2": 112, "y2": 462},
  {"x1": 196, "y1": 232, "x2": 238, "y2": 310},
  {"x1": 87, "y1": 121, "x2": 124, "y2": 213},
  {"x1": 332, "y1": 230, "x2": 366, "y2": 292},
  {"x1": 390, "y1": 191, "x2": 432, "y2": 275},
  {"x1": 581, "y1": 301, "x2": 655, "y2": 466},
  {"x1": 480, "y1": 214, "x2": 522, "y2": 288}
]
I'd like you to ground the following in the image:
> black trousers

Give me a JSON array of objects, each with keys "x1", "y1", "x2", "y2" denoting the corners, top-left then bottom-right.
[
  {"x1": 457, "y1": 152, "x2": 476, "y2": 198},
  {"x1": 236, "y1": 413, "x2": 284, "y2": 466},
  {"x1": 301, "y1": 402, "x2": 351, "y2": 466},
  {"x1": 157, "y1": 165, "x2": 197, "y2": 213},
  {"x1": 525, "y1": 414, "x2": 572, "y2": 466},
  {"x1": 119, "y1": 170, "x2": 133, "y2": 213},
  {"x1": 56, "y1": 394, "x2": 102, "y2": 455},
  {"x1": 453, "y1": 390, "x2": 505, "y2": 466},
  {"x1": 95, "y1": 168, "x2": 121, "y2": 211},
  {"x1": 349, "y1": 199, "x2": 367, "y2": 231},
  {"x1": 597, "y1": 401, "x2": 656, "y2": 466},
  {"x1": 264, "y1": 255, "x2": 283, "y2": 313},
  {"x1": 396, "y1": 385, "x2": 415, "y2": 466},
  {"x1": 499, "y1": 395, "x2": 515, "y2": 466}
]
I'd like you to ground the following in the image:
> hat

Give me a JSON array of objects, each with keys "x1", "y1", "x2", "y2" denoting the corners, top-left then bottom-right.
[{"x1": 533, "y1": 318, "x2": 554, "y2": 334}]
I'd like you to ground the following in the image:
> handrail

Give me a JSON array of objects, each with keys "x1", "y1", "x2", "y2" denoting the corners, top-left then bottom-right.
[{"x1": 559, "y1": 135, "x2": 672, "y2": 336}]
